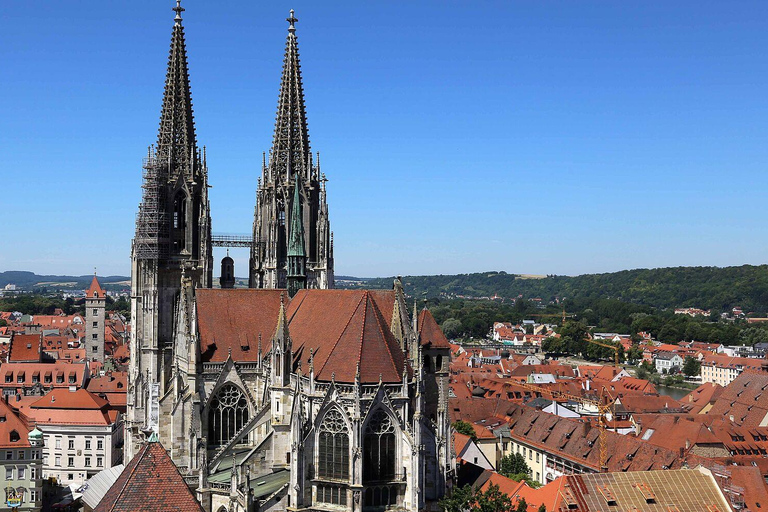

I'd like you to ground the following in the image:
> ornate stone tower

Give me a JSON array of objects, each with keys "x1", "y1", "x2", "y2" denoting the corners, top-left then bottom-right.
[
  {"x1": 250, "y1": 10, "x2": 333, "y2": 291},
  {"x1": 85, "y1": 275, "x2": 106, "y2": 364},
  {"x1": 126, "y1": 0, "x2": 212, "y2": 460}
]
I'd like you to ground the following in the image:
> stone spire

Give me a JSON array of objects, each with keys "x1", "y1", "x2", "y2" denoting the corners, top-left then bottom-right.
[
  {"x1": 250, "y1": 10, "x2": 333, "y2": 291},
  {"x1": 269, "y1": 9, "x2": 311, "y2": 183},
  {"x1": 157, "y1": 0, "x2": 199, "y2": 179}
]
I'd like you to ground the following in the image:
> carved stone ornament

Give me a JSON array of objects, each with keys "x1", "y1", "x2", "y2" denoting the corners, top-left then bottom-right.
[{"x1": 353, "y1": 490, "x2": 361, "y2": 503}]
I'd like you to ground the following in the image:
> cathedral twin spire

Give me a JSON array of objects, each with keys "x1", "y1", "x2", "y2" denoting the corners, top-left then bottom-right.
[
  {"x1": 268, "y1": 9, "x2": 314, "y2": 184},
  {"x1": 146, "y1": 1, "x2": 332, "y2": 290},
  {"x1": 251, "y1": 8, "x2": 334, "y2": 291},
  {"x1": 157, "y1": 0, "x2": 200, "y2": 180}
]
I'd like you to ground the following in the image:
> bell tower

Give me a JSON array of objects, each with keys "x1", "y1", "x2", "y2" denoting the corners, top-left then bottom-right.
[{"x1": 126, "y1": 0, "x2": 212, "y2": 460}]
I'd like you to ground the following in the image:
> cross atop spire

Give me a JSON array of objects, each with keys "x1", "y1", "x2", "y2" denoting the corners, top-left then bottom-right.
[
  {"x1": 287, "y1": 9, "x2": 298, "y2": 33},
  {"x1": 173, "y1": 0, "x2": 184, "y2": 25}
]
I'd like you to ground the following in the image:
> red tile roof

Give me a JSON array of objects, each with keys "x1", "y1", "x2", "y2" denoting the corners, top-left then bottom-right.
[
  {"x1": 288, "y1": 289, "x2": 409, "y2": 383},
  {"x1": 20, "y1": 388, "x2": 116, "y2": 426},
  {"x1": 8, "y1": 334, "x2": 42, "y2": 362},
  {"x1": 197, "y1": 288, "x2": 410, "y2": 384},
  {"x1": 197, "y1": 289, "x2": 285, "y2": 363},
  {"x1": 87, "y1": 372, "x2": 128, "y2": 409},
  {"x1": 95, "y1": 441, "x2": 203, "y2": 512},
  {"x1": 31, "y1": 387, "x2": 108, "y2": 410},
  {"x1": 528, "y1": 468, "x2": 732, "y2": 511},
  {"x1": 0, "y1": 361, "x2": 87, "y2": 389},
  {"x1": 0, "y1": 399, "x2": 32, "y2": 449},
  {"x1": 708, "y1": 372, "x2": 768, "y2": 427},
  {"x1": 86, "y1": 275, "x2": 106, "y2": 299},
  {"x1": 418, "y1": 309, "x2": 452, "y2": 349},
  {"x1": 681, "y1": 382, "x2": 724, "y2": 414},
  {"x1": 500, "y1": 403, "x2": 700, "y2": 472}
]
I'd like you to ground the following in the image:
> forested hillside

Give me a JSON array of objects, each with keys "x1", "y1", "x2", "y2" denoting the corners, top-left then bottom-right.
[
  {"x1": 354, "y1": 265, "x2": 768, "y2": 313},
  {"x1": 0, "y1": 271, "x2": 129, "y2": 290}
]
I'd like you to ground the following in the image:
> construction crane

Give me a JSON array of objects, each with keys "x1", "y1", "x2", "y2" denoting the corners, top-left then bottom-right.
[
  {"x1": 511, "y1": 379, "x2": 613, "y2": 471},
  {"x1": 586, "y1": 339, "x2": 622, "y2": 367}
]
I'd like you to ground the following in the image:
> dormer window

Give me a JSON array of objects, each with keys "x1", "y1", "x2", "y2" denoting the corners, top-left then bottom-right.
[{"x1": 9, "y1": 430, "x2": 19, "y2": 443}]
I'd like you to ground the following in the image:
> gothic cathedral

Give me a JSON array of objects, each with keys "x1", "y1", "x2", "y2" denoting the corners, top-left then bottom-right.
[{"x1": 126, "y1": 4, "x2": 450, "y2": 512}]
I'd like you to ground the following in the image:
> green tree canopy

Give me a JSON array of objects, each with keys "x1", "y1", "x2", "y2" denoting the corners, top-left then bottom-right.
[
  {"x1": 682, "y1": 356, "x2": 701, "y2": 378},
  {"x1": 441, "y1": 318, "x2": 464, "y2": 339},
  {"x1": 452, "y1": 421, "x2": 477, "y2": 441},
  {"x1": 498, "y1": 453, "x2": 530, "y2": 479}
]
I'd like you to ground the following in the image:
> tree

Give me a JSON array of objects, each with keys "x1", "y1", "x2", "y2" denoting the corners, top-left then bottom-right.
[
  {"x1": 452, "y1": 421, "x2": 477, "y2": 441},
  {"x1": 498, "y1": 453, "x2": 530, "y2": 479},
  {"x1": 538, "y1": 505, "x2": 547, "y2": 512},
  {"x1": 627, "y1": 345, "x2": 643, "y2": 363},
  {"x1": 0, "y1": 319, "x2": 6, "y2": 328},
  {"x1": 438, "y1": 484, "x2": 513, "y2": 512},
  {"x1": 475, "y1": 484, "x2": 514, "y2": 512},
  {"x1": 640, "y1": 360, "x2": 656, "y2": 373},
  {"x1": 739, "y1": 327, "x2": 768, "y2": 346},
  {"x1": 439, "y1": 484, "x2": 477, "y2": 512},
  {"x1": 441, "y1": 318, "x2": 463, "y2": 339},
  {"x1": 515, "y1": 498, "x2": 528, "y2": 512},
  {"x1": 682, "y1": 356, "x2": 701, "y2": 378}
]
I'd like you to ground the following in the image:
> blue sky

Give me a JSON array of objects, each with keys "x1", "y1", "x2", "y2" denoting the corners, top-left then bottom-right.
[{"x1": 2, "y1": 1, "x2": 767, "y2": 278}]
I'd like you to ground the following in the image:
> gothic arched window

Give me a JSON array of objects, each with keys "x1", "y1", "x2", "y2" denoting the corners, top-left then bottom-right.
[
  {"x1": 317, "y1": 409, "x2": 349, "y2": 481},
  {"x1": 208, "y1": 384, "x2": 249, "y2": 446},
  {"x1": 363, "y1": 409, "x2": 396, "y2": 483}
]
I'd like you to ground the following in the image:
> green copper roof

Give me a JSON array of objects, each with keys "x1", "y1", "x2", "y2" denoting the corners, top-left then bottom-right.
[
  {"x1": 28, "y1": 428, "x2": 43, "y2": 441},
  {"x1": 287, "y1": 183, "x2": 305, "y2": 258}
]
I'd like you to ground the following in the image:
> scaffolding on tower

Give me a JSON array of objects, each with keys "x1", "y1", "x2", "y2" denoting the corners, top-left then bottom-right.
[{"x1": 133, "y1": 150, "x2": 170, "y2": 260}]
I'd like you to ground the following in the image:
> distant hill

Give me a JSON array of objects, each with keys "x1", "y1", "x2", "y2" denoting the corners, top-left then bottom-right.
[
  {"x1": 0, "y1": 271, "x2": 130, "y2": 290},
  {"x1": 7, "y1": 265, "x2": 768, "y2": 313},
  {"x1": 343, "y1": 265, "x2": 768, "y2": 313}
]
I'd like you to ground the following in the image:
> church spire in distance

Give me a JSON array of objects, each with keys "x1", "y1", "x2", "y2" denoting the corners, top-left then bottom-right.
[
  {"x1": 268, "y1": 9, "x2": 313, "y2": 183},
  {"x1": 157, "y1": 0, "x2": 199, "y2": 179}
]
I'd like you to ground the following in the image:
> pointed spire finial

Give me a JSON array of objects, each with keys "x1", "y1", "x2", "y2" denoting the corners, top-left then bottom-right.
[
  {"x1": 173, "y1": 0, "x2": 184, "y2": 25},
  {"x1": 287, "y1": 9, "x2": 298, "y2": 32}
]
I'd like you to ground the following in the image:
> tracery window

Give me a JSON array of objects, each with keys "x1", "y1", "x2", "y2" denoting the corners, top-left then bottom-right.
[
  {"x1": 317, "y1": 409, "x2": 349, "y2": 480},
  {"x1": 208, "y1": 384, "x2": 249, "y2": 446},
  {"x1": 363, "y1": 410, "x2": 396, "y2": 483}
]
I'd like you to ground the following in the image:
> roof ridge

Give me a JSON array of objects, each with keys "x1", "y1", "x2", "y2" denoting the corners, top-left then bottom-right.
[
  {"x1": 316, "y1": 292, "x2": 366, "y2": 377},
  {"x1": 107, "y1": 442, "x2": 150, "y2": 512},
  {"x1": 367, "y1": 293, "x2": 400, "y2": 380},
  {"x1": 356, "y1": 291, "x2": 368, "y2": 370}
]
